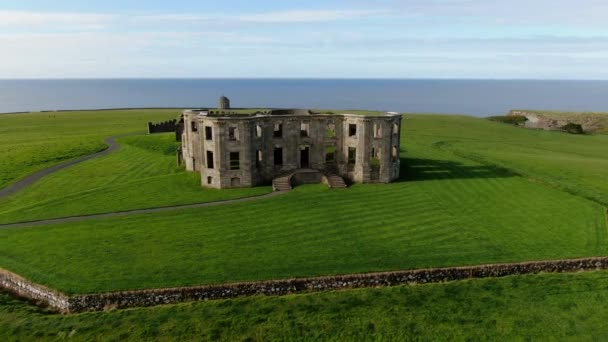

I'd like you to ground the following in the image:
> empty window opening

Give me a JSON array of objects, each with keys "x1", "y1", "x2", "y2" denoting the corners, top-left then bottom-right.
[
  {"x1": 349, "y1": 124, "x2": 357, "y2": 137},
  {"x1": 256, "y1": 124, "x2": 263, "y2": 138},
  {"x1": 325, "y1": 146, "x2": 336, "y2": 163},
  {"x1": 273, "y1": 123, "x2": 283, "y2": 138},
  {"x1": 230, "y1": 177, "x2": 240, "y2": 187},
  {"x1": 393, "y1": 123, "x2": 399, "y2": 134},
  {"x1": 326, "y1": 123, "x2": 336, "y2": 138},
  {"x1": 374, "y1": 123, "x2": 381, "y2": 138},
  {"x1": 228, "y1": 126, "x2": 239, "y2": 141},
  {"x1": 371, "y1": 148, "x2": 380, "y2": 167},
  {"x1": 348, "y1": 147, "x2": 357, "y2": 164},
  {"x1": 191, "y1": 121, "x2": 198, "y2": 132},
  {"x1": 207, "y1": 176, "x2": 213, "y2": 185},
  {"x1": 206, "y1": 151, "x2": 214, "y2": 169},
  {"x1": 205, "y1": 126, "x2": 213, "y2": 140},
  {"x1": 300, "y1": 122, "x2": 310, "y2": 137},
  {"x1": 392, "y1": 146, "x2": 399, "y2": 161},
  {"x1": 229, "y1": 152, "x2": 240, "y2": 170},
  {"x1": 274, "y1": 147, "x2": 283, "y2": 165},
  {"x1": 256, "y1": 150, "x2": 263, "y2": 168}
]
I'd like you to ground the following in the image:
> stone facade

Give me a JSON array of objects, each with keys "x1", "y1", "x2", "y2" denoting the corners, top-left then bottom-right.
[
  {"x1": 181, "y1": 106, "x2": 403, "y2": 189},
  {"x1": 3, "y1": 257, "x2": 608, "y2": 313}
]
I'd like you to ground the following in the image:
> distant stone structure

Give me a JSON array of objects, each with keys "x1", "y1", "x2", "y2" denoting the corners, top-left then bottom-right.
[
  {"x1": 181, "y1": 97, "x2": 402, "y2": 189},
  {"x1": 218, "y1": 96, "x2": 230, "y2": 110},
  {"x1": 147, "y1": 119, "x2": 178, "y2": 134}
]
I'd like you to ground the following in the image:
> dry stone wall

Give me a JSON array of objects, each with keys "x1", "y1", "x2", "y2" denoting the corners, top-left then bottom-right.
[
  {"x1": 0, "y1": 269, "x2": 69, "y2": 311},
  {"x1": 3, "y1": 257, "x2": 608, "y2": 313}
]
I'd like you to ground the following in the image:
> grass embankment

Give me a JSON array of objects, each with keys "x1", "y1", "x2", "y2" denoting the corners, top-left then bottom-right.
[
  {"x1": 0, "y1": 133, "x2": 269, "y2": 222},
  {"x1": 0, "y1": 115, "x2": 606, "y2": 294},
  {"x1": 3, "y1": 271, "x2": 608, "y2": 340},
  {"x1": 0, "y1": 109, "x2": 180, "y2": 189}
]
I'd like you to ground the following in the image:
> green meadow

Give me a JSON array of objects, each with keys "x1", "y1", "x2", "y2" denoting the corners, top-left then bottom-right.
[
  {"x1": 3, "y1": 271, "x2": 608, "y2": 340},
  {"x1": 0, "y1": 109, "x2": 180, "y2": 189},
  {"x1": 0, "y1": 133, "x2": 268, "y2": 222},
  {"x1": 1, "y1": 109, "x2": 608, "y2": 339},
  {"x1": 0, "y1": 112, "x2": 607, "y2": 294}
]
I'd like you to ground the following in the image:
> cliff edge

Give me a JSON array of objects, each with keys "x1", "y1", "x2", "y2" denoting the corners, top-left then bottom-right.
[{"x1": 508, "y1": 110, "x2": 608, "y2": 133}]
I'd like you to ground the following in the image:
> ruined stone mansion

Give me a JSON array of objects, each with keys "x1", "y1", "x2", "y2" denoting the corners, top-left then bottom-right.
[{"x1": 180, "y1": 97, "x2": 402, "y2": 189}]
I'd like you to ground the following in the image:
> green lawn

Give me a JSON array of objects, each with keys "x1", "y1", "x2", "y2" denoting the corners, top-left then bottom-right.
[
  {"x1": 0, "y1": 109, "x2": 180, "y2": 189},
  {"x1": 1, "y1": 110, "x2": 608, "y2": 339},
  {"x1": 0, "y1": 133, "x2": 269, "y2": 223},
  {"x1": 0, "y1": 115, "x2": 606, "y2": 294},
  {"x1": 3, "y1": 271, "x2": 608, "y2": 340},
  {"x1": 426, "y1": 116, "x2": 608, "y2": 205}
]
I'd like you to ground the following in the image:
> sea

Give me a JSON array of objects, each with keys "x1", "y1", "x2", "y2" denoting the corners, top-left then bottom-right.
[{"x1": 1, "y1": 79, "x2": 607, "y2": 117}]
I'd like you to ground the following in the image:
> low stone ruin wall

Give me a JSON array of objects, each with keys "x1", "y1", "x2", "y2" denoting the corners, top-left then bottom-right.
[
  {"x1": 0, "y1": 269, "x2": 69, "y2": 311},
  {"x1": 3, "y1": 257, "x2": 608, "y2": 313}
]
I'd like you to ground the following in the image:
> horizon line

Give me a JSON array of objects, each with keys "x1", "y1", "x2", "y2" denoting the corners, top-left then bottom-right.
[{"x1": 1, "y1": 77, "x2": 608, "y2": 82}]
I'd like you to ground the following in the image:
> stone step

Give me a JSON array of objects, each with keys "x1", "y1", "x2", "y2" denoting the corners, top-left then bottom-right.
[
  {"x1": 325, "y1": 173, "x2": 347, "y2": 189},
  {"x1": 272, "y1": 175, "x2": 293, "y2": 191}
]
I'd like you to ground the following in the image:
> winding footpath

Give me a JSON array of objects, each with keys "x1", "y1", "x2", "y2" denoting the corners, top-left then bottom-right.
[
  {"x1": 0, "y1": 135, "x2": 286, "y2": 230},
  {"x1": 0, "y1": 135, "x2": 121, "y2": 199},
  {"x1": 0, "y1": 192, "x2": 284, "y2": 229}
]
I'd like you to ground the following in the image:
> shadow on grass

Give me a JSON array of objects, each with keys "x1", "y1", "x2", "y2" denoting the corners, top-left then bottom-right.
[{"x1": 398, "y1": 157, "x2": 518, "y2": 182}]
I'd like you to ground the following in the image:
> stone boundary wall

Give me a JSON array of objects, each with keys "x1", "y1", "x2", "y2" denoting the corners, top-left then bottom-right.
[
  {"x1": 0, "y1": 269, "x2": 69, "y2": 311},
  {"x1": 3, "y1": 257, "x2": 608, "y2": 313}
]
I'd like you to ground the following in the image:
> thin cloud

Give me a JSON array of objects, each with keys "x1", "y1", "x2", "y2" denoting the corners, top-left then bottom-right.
[
  {"x1": 134, "y1": 9, "x2": 392, "y2": 24},
  {"x1": 0, "y1": 10, "x2": 115, "y2": 29}
]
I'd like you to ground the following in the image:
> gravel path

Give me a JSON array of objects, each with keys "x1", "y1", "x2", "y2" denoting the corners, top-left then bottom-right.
[
  {"x1": 0, "y1": 135, "x2": 121, "y2": 199},
  {"x1": 0, "y1": 191, "x2": 285, "y2": 229}
]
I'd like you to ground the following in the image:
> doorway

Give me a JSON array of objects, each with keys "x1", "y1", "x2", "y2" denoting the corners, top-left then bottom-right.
[{"x1": 300, "y1": 146, "x2": 310, "y2": 168}]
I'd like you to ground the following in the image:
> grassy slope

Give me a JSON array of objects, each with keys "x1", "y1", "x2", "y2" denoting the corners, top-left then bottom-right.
[
  {"x1": 442, "y1": 117, "x2": 608, "y2": 205},
  {"x1": 0, "y1": 109, "x2": 180, "y2": 189},
  {"x1": 3, "y1": 271, "x2": 608, "y2": 340},
  {"x1": 0, "y1": 134, "x2": 269, "y2": 222},
  {"x1": 0, "y1": 115, "x2": 606, "y2": 294}
]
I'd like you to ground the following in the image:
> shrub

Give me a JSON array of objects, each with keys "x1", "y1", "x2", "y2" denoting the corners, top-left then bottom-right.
[
  {"x1": 487, "y1": 115, "x2": 528, "y2": 125},
  {"x1": 561, "y1": 123, "x2": 584, "y2": 134}
]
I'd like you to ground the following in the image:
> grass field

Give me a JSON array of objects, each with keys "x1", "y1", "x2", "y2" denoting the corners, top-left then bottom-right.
[
  {"x1": 1, "y1": 109, "x2": 608, "y2": 339},
  {"x1": 3, "y1": 271, "x2": 608, "y2": 340},
  {"x1": 0, "y1": 133, "x2": 269, "y2": 222},
  {"x1": 0, "y1": 114, "x2": 606, "y2": 294},
  {"x1": 0, "y1": 109, "x2": 180, "y2": 189}
]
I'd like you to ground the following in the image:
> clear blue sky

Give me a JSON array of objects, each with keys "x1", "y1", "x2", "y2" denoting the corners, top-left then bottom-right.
[{"x1": 2, "y1": 0, "x2": 608, "y2": 79}]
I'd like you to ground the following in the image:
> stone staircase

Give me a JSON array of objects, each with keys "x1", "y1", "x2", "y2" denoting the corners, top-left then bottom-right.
[
  {"x1": 325, "y1": 173, "x2": 347, "y2": 188},
  {"x1": 272, "y1": 174, "x2": 293, "y2": 191},
  {"x1": 272, "y1": 170, "x2": 348, "y2": 191}
]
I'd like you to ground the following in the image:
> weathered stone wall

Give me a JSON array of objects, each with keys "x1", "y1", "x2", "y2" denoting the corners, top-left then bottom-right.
[
  {"x1": 0, "y1": 269, "x2": 69, "y2": 312},
  {"x1": 67, "y1": 257, "x2": 608, "y2": 312},
  {"x1": 181, "y1": 109, "x2": 402, "y2": 189},
  {"x1": 147, "y1": 119, "x2": 178, "y2": 134},
  {"x1": 4, "y1": 257, "x2": 608, "y2": 313}
]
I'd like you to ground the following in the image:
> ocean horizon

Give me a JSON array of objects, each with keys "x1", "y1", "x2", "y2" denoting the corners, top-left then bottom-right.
[{"x1": 2, "y1": 78, "x2": 608, "y2": 117}]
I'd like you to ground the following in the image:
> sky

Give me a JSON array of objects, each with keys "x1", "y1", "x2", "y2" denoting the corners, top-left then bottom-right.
[{"x1": 1, "y1": 0, "x2": 608, "y2": 79}]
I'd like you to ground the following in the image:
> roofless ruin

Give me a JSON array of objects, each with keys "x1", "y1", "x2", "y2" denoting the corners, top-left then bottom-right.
[{"x1": 180, "y1": 96, "x2": 402, "y2": 190}]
